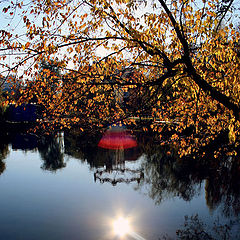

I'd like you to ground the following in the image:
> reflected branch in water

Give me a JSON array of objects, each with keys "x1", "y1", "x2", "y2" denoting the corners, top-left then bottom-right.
[
  {"x1": 38, "y1": 135, "x2": 66, "y2": 172},
  {"x1": 64, "y1": 131, "x2": 102, "y2": 167},
  {"x1": 0, "y1": 143, "x2": 8, "y2": 175},
  {"x1": 0, "y1": 160, "x2": 5, "y2": 175},
  {"x1": 205, "y1": 155, "x2": 240, "y2": 217},
  {"x1": 135, "y1": 131, "x2": 240, "y2": 218},
  {"x1": 94, "y1": 168, "x2": 144, "y2": 186},
  {"x1": 160, "y1": 215, "x2": 240, "y2": 240},
  {"x1": 135, "y1": 143, "x2": 202, "y2": 204}
]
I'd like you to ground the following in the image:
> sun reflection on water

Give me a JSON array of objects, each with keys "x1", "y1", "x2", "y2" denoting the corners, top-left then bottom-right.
[
  {"x1": 113, "y1": 216, "x2": 131, "y2": 238},
  {"x1": 111, "y1": 215, "x2": 146, "y2": 240}
]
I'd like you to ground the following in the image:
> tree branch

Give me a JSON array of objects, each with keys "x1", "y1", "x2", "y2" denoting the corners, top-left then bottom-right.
[
  {"x1": 216, "y1": 0, "x2": 235, "y2": 31},
  {"x1": 158, "y1": 0, "x2": 240, "y2": 119}
]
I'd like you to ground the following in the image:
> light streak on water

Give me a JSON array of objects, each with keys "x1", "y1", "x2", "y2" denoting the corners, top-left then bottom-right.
[{"x1": 129, "y1": 231, "x2": 147, "y2": 240}]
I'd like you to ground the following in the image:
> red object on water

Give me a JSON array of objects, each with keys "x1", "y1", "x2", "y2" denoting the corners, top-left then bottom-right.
[{"x1": 98, "y1": 127, "x2": 137, "y2": 150}]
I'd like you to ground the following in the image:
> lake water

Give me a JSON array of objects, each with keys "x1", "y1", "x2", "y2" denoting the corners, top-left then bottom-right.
[{"x1": 0, "y1": 129, "x2": 239, "y2": 240}]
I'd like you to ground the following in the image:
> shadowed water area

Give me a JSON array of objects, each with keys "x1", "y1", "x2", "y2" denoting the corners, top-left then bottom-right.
[{"x1": 0, "y1": 128, "x2": 239, "y2": 240}]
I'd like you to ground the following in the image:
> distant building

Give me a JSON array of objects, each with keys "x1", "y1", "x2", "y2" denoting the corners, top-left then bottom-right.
[{"x1": 6, "y1": 104, "x2": 40, "y2": 123}]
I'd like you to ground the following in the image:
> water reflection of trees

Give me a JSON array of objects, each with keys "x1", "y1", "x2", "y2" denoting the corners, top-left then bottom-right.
[
  {"x1": 93, "y1": 147, "x2": 144, "y2": 186},
  {"x1": 64, "y1": 131, "x2": 144, "y2": 185},
  {"x1": 64, "y1": 130, "x2": 240, "y2": 216},
  {"x1": 135, "y1": 132, "x2": 240, "y2": 217},
  {"x1": 160, "y1": 215, "x2": 240, "y2": 240},
  {"x1": 64, "y1": 132, "x2": 101, "y2": 166},
  {"x1": 136, "y1": 143, "x2": 202, "y2": 203},
  {"x1": 0, "y1": 132, "x2": 66, "y2": 173},
  {"x1": 38, "y1": 134, "x2": 66, "y2": 172},
  {"x1": 64, "y1": 131, "x2": 140, "y2": 168},
  {"x1": 205, "y1": 155, "x2": 240, "y2": 217},
  {"x1": 0, "y1": 142, "x2": 8, "y2": 175}
]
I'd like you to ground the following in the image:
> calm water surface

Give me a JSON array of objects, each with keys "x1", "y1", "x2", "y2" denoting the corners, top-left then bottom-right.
[{"x1": 0, "y1": 130, "x2": 239, "y2": 240}]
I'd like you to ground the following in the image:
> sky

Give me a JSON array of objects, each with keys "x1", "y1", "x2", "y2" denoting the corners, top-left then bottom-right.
[{"x1": 0, "y1": 0, "x2": 239, "y2": 80}]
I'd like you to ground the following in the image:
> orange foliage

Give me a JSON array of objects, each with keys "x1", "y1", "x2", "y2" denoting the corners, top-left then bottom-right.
[{"x1": 0, "y1": 0, "x2": 240, "y2": 156}]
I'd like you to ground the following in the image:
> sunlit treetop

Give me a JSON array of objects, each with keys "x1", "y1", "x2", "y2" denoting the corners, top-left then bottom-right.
[{"x1": 0, "y1": 0, "x2": 240, "y2": 157}]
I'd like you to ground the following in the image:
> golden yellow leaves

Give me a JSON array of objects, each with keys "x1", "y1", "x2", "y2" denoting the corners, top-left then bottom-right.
[
  {"x1": 21, "y1": 42, "x2": 30, "y2": 51},
  {"x1": 0, "y1": 0, "x2": 238, "y2": 142},
  {"x1": 229, "y1": 123, "x2": 236, "y2": 144},
  {"x1": 23, "y1": 16, "x2": 31, "y2": 28}
]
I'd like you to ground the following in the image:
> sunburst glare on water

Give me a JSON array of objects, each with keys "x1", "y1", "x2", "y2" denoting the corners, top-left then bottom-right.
[
  {"x1": 113, "y1": 217, "x2": 131, "y2": 237},
  {"x1": 111, "y1": 216, "x2": 146, "y2": 240}
]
